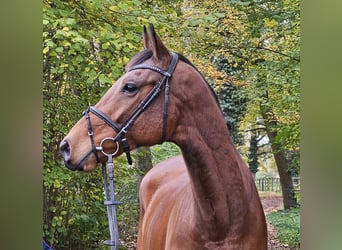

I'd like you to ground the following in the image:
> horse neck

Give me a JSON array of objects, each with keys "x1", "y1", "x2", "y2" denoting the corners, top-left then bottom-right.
[{"x1": 172, "y1": 68, "x2": 249, "y2": 238}]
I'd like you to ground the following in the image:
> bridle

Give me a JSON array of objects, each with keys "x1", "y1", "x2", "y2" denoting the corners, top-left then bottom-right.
[
  {"x1": 80, "y1": 52, "x2": 178, "y2": 249},
  {"x1": 82, "y1": 52, "x2": 179, "y2": 165}
]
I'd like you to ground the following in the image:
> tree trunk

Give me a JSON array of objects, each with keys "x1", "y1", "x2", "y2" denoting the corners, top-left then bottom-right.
[
  {"x1": 272, "y1": 147, "x2": 298, "y2": 209},
  {"x1": 135, "y1": 147, "x2": 153, "y2": 190},
  {"x1": 261, "y1": 107, "x2": 298, "y2": 209}
]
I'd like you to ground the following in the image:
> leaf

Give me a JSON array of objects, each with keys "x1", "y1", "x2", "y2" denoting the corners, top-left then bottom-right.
[
  {"x1": 46, "y1": 40, "x2": 55, "y2": 47},
  {"x1": 189, "y1": 18, "x2": 201, "y2": 27},
  {"x1": 264, "y1": 18, "x2": 277, "y2": 28},
  {"x1": 214, "y1": 13, "x2": 226, "y2": 18},
  {"x1": 55, "y1": 47, "x2": 64, "y2": 53},
  {"x1": 43, "y1": 46, "x2": 49, "y2": 54},
  {"x1": 109, "y1": 5, "x2": 119, "y2": 11},
  {"x1": 65, "y1": 18, "x2": 76, "y2": 25},
  {"x1": 49, "y1": 206, "x2": 57, "y2": 213},
  {"x1": 99, "y1": 74, "x2": 110, "y2": 83},
  {"x1": 205, "y1": 15, "x2": 216, "y2": 24}
]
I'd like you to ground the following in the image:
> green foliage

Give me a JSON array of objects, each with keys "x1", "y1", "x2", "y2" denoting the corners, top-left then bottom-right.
[
  {"x1": 237, "y1": 0, "x2": 300, "y2": 154},
  {"x1": 43, "y1": 167, "x2": 109, "y2": 248},
  {"x1": 215, "y1": 81, "x2": 248, "y2": 145},
  {"x1": 114, "y1": 159, "x2": 141, "y2": 249},
  {"x1": 267, "y1": 208, "x2": 300, "y2": 248},
  {"x1": 151, "y1": 142, "x2": 180, "y2": 165}
]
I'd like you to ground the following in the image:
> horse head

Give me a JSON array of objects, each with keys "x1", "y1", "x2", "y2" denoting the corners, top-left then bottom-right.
[{"x1": 60, "y1": 24, "x2": 184, "y2": 171}]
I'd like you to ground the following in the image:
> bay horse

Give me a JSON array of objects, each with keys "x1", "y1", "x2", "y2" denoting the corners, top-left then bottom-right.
[{"x1": 60, "y1": 24, "x2": 267, "y2": 249}]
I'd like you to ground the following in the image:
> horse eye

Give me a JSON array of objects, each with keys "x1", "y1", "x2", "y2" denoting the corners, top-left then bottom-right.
[{"x1": 122, "y1": 83, "x2": 139, "y2": 96}]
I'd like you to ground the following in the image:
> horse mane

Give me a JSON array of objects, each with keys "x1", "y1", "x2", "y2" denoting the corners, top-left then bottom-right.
[{"x1": 126, "y1": 49, "x2": 222, "y2": 112}]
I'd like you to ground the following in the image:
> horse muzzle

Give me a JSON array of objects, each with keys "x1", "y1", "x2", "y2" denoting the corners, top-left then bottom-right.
[{"x1": 59, "y1": 139, "x2": 84, "y2": 171}]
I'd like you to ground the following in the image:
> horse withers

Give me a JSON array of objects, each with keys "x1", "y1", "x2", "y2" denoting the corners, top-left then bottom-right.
[{"x1": 60, "y1": 24, "x2": 267, "y2": 249}]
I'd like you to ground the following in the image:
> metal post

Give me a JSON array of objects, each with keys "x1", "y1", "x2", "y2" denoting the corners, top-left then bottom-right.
[{"x1": 102, "y1": 155, "x2": 121, "y2": 249}]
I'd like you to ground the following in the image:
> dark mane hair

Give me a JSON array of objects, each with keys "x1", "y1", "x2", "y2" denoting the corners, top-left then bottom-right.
[{"x1": 126, "y1": 49, "x2": 221, "y2": 110}]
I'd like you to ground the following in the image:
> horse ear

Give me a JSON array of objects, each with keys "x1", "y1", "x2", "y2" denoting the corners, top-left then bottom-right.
[
  {"x1": 148, "y1": 23, "x2": 170, "y2": 61},
  {"x1": 143, "y1": 26, "x2": 151, "y2": 49}
]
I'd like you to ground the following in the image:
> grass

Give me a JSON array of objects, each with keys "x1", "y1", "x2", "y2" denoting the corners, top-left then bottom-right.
[
  {"x1": 267, "y1": 207, "x2": 300, "y2": 248},
  {"x1": 258, "y1": 191, "x2": 282, "y2": 198}
]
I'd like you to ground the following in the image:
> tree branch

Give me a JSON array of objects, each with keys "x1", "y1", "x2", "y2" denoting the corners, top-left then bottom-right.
[{"x1": 256, "y1": 46, "x2": 300, "y2": 62}]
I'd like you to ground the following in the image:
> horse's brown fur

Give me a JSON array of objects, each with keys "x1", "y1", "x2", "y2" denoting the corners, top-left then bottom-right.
[{"x1": 61, "y1": 24, "x2": 267, "y2": 249}]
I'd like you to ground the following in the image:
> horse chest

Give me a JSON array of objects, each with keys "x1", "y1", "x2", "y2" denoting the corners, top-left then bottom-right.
[
  {"x1": 141, "y1": 197, "x2": 203, "y2": 250},
  {"x1": 139, "y1": 160, "x2": 202, "y2": 249}
]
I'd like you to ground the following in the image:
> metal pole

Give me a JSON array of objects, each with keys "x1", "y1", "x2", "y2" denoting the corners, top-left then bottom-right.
[{"x1": 102, "y1": 155, "x2": 121, "y2": 249}]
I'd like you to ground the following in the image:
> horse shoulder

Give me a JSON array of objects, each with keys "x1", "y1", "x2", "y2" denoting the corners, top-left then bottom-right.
[
  {"x1": 139, "y1": 155, "x2": 186, "y2": 209},
  {"x1": 138, "y1": 155, "x2": 196, "y2": 249}
]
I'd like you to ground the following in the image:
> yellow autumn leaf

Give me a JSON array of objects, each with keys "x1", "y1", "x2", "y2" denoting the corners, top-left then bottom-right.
[
  {"x1": 265, "y1": 18, "x2": 277, "y2": 28},
  {"x1": 43, "y1": 46, "x2": 49, "y2": 54},
  {"x1": 109, "y1": 5, "x2": 119, "y2": 11}
]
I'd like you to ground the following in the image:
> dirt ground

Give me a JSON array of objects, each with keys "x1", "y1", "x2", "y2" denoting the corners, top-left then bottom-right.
[{"x1": 260, "y1": 193, "x2": 299, "y2": 250}]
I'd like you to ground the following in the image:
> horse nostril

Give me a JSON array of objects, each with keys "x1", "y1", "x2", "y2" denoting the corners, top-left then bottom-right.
[{"x1": 59, "y1": 139, "x2": 71, "y2": 161}]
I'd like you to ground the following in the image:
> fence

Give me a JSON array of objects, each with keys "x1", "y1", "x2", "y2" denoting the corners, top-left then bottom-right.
[
  {"x1": 255, "y1": 177, "x2": 281, "y2": 193},
  {"x1": 255, "y1": 177, "x2": 300, "y2": 193}
]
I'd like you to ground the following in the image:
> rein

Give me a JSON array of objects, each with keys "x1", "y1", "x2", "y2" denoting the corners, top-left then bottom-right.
[
  {"x1": 82, "y1": 52, "x2": 178, "y2": 249},
  {"x1": 100, "y1": 144, "x2": 121, "y2": 249}
]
